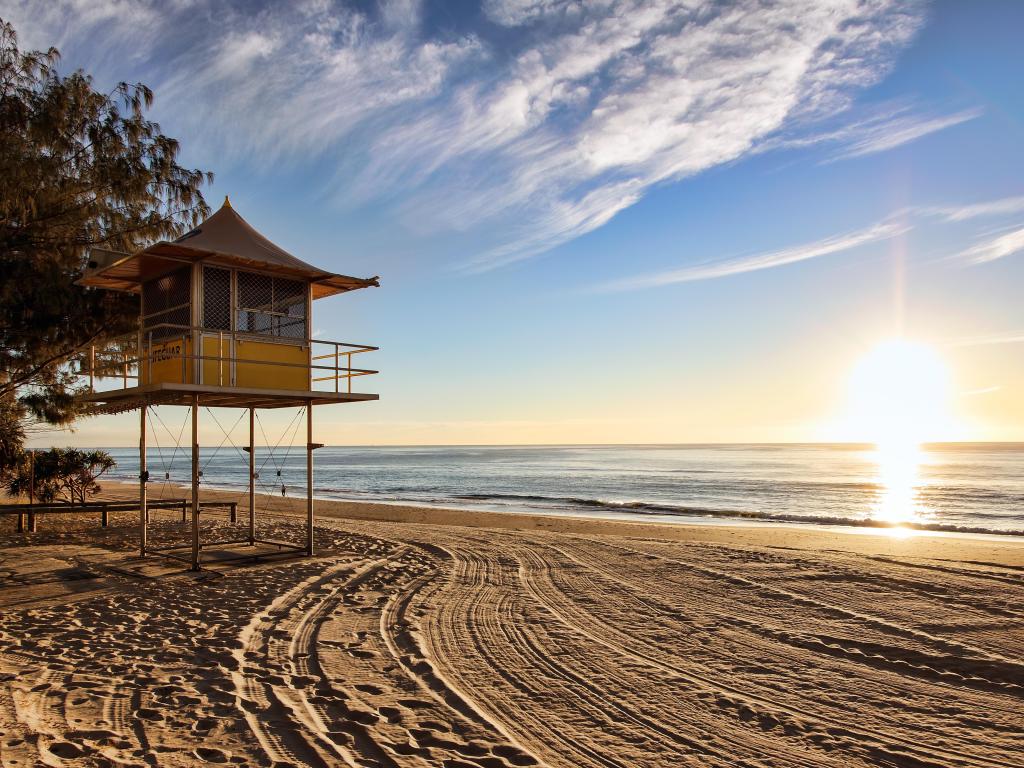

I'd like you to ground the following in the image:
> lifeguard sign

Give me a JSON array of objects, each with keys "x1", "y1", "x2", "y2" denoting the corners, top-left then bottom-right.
[{"x1": 77, "y1": 197, "x2": 379, "y2": 569}]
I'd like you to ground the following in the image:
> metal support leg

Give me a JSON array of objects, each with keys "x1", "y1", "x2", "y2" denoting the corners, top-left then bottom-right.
[
  {"x1": 140, "y1": 405, "x2": 147, "y2": 557},
  {"x1": 306, "y1": 403, "x2": 314, "y2": 556},
  {"x1": 191, "y1": 394, "x2": 200, "y2": 571},
  {"x1": 249, "y1": 407, "x2": 256, "y2": 546}
]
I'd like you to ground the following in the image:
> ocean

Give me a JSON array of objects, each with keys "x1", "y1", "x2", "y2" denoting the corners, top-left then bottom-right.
[{"x1": 100, "y1": 443, "x2": 1024, "y2": 536}]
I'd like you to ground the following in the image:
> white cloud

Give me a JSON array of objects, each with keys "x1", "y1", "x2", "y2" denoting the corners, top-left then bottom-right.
[
  {"x1": 596, "y1": 219, "x2": 907, "y2": 291},
  {"x1": 214, "y1": 31, "x2": 279, "y2": 77},
  {"x1": 949, "y1": 331, "x2": 1024, "y2": 348},
  {"x1": 589, "y1": 190, "x2": 1024, "y2": 292},
  {"x1": 0, "y1": 0, "x2": 165, "y2": 60},
  {"x1": 355, "y1": 0, "x2": 927, "y2": 268},
  {"x1": 0, "y1": 0, "x2": 928, "y2": 269},
  {"x1": 959, "y1": 226, "x2": 1024, "y2": 265},
  {"x1": 929, "y1": 196, "x2": 1024, "y2": 222},
  {"x1": 482, "y1": 0, "x2": 582, "y2": 26},
  {"x1": 760, "y1": 101, "x2": 982, "y2": 162},
  {"x1": 829, "y1": 107, "x2": 981, "y2": 160}
]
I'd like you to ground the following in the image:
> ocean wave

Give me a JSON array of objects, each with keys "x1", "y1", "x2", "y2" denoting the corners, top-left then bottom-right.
[
  {"x1": 451, "y1": 493, "x2": 1024, "y2": 536},
  {"x1": 454, "y1": 492, "x2": 733, "y2": 515}
]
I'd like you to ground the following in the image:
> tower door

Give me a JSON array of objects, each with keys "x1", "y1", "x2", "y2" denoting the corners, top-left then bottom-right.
[{"x1": 201, "y1": 332, "x2": 234, "y2": 386}]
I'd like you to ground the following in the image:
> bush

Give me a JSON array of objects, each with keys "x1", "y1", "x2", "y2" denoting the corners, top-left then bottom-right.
[{"x1": 4, "y1": 448, "x2": 115, "y2": 505}]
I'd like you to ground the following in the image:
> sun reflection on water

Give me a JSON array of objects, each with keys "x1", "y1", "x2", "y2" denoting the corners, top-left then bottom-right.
[{"x1": 872, "y1": 441, "x2": 927, "y2": 531}]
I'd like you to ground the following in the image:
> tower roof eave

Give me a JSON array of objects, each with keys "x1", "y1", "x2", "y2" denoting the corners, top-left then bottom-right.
[{"x1": 77, "y1": 199, "x2": 379, "y2": 298}]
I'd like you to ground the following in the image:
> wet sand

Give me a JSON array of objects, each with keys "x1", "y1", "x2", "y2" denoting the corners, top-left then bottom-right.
[{"x1": 0, "y1": 481, "x2": 1022, "y2": 766}]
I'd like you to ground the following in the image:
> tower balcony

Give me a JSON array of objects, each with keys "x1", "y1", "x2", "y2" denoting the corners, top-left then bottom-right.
[{"x1": 77, "y1": 323, "x2": 378, "y2": 412}]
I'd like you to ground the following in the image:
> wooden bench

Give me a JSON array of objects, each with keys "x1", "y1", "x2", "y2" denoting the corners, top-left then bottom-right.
[{"x1": 0, "y1": 499, "x2": 239, "y2": 532}]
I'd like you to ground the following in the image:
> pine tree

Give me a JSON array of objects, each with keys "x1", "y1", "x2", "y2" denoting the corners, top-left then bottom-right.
[{"x1": 0, "y1": 19, "x2": 212, "y2": 472}]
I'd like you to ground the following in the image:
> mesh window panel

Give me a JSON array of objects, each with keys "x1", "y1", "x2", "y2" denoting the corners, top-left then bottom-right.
[
  {"x1": 237, "y1": 271, "x2": 272, "y2": 335},
  {"x1": 236, "y1": 271, "x2": 307, "y2": 339},
  {"x1": 274, "y1": 278, "x2": 306, "y2": 339},
  {"x1": 142, "y1": 266, "x2": 191, "y2": 339},
  {"x1": 203, "y1": 267, "x2": 231, "y2": 331}
]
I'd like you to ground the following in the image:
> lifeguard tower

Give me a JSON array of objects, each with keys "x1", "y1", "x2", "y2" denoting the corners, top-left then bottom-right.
[{"x1": 77, "y1": 198, "x2": 378, "y2": 569}]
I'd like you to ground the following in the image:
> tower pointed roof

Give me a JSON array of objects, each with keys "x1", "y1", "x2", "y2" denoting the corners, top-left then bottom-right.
[{"x1": 80, "y1": 198, "x2": 379, "y2": 298}]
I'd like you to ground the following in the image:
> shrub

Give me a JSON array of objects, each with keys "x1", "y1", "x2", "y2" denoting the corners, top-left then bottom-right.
[{"x1": 4, "y1": 448, "x2": 116, "y2": 505}]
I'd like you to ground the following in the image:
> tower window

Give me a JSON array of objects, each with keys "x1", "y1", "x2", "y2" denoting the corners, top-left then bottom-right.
[
  {"x1": 237, "y1": 271, "x2": 307, "y2": 339},
  {"x1": 203, "y1": 267, "x2": 231, "y2": 331},
  {"x1": 141, "y1": 266, "x2": 191, "y2": 340}
]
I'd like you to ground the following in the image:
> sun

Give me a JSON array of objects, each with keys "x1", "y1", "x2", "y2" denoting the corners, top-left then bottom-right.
[
  {"x1": 844, "y1": 338, "x2": 954, "y2": 449},
  {"x1": 837, "y1": 338, "x2": 956, "y2": 526}
]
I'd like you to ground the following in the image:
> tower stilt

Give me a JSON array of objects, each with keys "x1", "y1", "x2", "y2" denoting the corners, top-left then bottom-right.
[
  {"x1": 249, "y1": 407, "x2": 256, "y2": 545},
  {"x1": 306, "y1": 403, "x2": 314, "y2": 556},
  {"x1": 191, "y1": 393, "x2": 200, "y2": 571},
  {"x1": 140, "y1": 405, "x2": 147, "y2": 557}
]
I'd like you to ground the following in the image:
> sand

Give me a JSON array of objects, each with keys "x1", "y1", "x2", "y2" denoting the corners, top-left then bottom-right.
[{"x1": 0, "y1": 481, "x2": 1022, "y2": 767}]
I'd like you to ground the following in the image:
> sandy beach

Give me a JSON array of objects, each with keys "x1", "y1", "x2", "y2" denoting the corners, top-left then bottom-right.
[
  {"x1": 5, "y1": 1, "x2": 1024, "y2": 765},
  {"x1": 1, "y1": 481, "x2": 1022, "y2": 767}
]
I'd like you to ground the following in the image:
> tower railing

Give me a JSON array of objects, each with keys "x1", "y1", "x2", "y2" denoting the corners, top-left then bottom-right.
[{"x1": 78, "y1": 323, "x2": 378, "y2": 394}]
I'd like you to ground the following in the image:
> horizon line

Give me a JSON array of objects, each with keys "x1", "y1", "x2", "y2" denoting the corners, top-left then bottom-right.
[{"x1": 54, "y1": 440, "x2": 1024, "y2": 450}]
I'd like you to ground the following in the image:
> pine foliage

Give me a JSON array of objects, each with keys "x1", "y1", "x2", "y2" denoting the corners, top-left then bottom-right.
[{"x1": 0, "y1": 19, "x2": 212, "y2": 473}]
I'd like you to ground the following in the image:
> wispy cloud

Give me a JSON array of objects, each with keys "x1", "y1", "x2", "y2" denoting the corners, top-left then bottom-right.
[
  {"x1": 927, "y1": 196, "x2": 1024, "y2": 222},
  {"x1": 0, "y1": 0, "x2": 928, "y2": 269},
  {"x1": 946, "y1": 331, "x2": 1024, "y2": 348},
  {"x1": 958, "y1": 226, "x2": 1024, "y2": 265},
  {"x1": 828, "y1": 107, "x2": 981, "y2": 160},
  {"x1": 596, "y1": 191, "x2": 1024, "y2": 292},
  {"x1": 757, "y1": 101, "x2": 982, "y2": 163},
  {"x1": 948, "y1": 330, "x2": 1024, "y2": 348},
  {"x1": 595, "y1": 220, "x2": 907, "y2": 291}
]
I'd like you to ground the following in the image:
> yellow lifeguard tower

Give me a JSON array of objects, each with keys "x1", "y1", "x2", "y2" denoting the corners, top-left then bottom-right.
[{"x1": 78, "y1": 197, "x2": 379, "y2": 569}]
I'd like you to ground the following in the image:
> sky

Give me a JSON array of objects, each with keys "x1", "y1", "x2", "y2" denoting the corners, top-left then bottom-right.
[{"x1": 4, "y1": 0, "x2": 1024, "y2": 446}]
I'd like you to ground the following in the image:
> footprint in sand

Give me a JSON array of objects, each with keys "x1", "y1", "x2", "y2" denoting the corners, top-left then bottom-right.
[
  {"x1": 47, "y1": 741, "x2": 91, "y2": 759},
  {"x1": 193, "y1": 746, "x2": 229, "y2": 763},
  {"x1": 192, "y1": 717, "x2": 219, "y2": 733}
]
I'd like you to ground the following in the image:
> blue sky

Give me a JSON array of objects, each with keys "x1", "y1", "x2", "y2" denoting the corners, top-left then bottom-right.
[{"x1": 6, "y1": 0, "x2": 1024, "y2": 445}]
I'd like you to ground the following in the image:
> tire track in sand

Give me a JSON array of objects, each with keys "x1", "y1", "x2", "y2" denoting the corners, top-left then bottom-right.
[
  {"x1": 379, "y1": 550, "x2": 545, "y2": 768},
  {"x1": 233, "y1": 546, "x2": 525, "y2": 768},
  {"x1": 524, "y1": 536, "x2": 1015, "y2": 768},
  {"x1": 232, "y1": 557, "x2": 379, "y2": 767},
  {"x1": 546, "y1": 538, "x2": 1022, "y2": 756},
  {"x1": 418, "y1": 541, "x2": 720, "y2": 767}
]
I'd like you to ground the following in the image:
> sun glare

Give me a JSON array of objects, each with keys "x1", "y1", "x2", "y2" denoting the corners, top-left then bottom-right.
[
  {"x1": 842, "y1": 339, "x2": 954, "y2": 527},
  {"x1": 846, "y1": 339, "x2": 952, "y2": 450}
]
